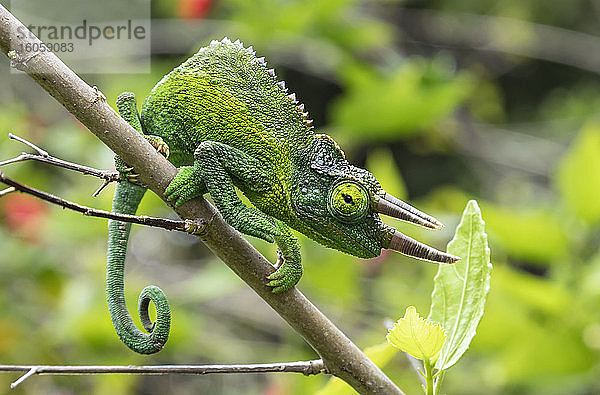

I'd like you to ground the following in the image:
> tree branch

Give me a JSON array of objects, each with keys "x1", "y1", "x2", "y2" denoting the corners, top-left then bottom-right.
[
  {"x1": 0, "y1": 133, "x2": 120, "y2": 184},
  {"x1": 0, "y1": 171, "x2": 205, "y2": 232},
  {"x1": 1, "y1": 360, "x2": 325, "y2": 389},
  {"x1": 0, "y1": 5, "x2": 402, "y2": 394}
]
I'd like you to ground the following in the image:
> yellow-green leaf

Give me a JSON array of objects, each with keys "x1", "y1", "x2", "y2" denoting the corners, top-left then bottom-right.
[{"x1": 386, "y1": 306, "x2": 447, "y2": 363}]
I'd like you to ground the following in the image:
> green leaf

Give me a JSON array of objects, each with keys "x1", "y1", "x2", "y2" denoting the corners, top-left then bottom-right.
[
  {"x1": 386, "y1": 306, "x2": 447, "y2": 363},
  {"x1": 555, "y1": 122, "x2": 600, "y2": 223},
  {"x1": 429, "y1": 200, "x2": 492, "y2": 370}
]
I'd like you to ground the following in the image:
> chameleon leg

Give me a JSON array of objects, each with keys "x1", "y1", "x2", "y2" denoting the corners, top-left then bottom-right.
[
  {"x1": 268, "y1": 219, "x2": 303, "y2": 293},
  {"x1": 105, "y1": 92, "x2": 171, "y2": 354},
  {"x1": 165, "y1": 141, "x2": 281, "y2": 243},
  {"x1": 114, "y1": 92, "x2": 169, "y2": 184}
]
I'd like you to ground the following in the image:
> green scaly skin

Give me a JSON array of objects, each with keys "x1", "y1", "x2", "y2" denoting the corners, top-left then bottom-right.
[
  {"x1": 107, "y1": 93, "x2": 171, "y2": 354},
  {"x1": 108, "y1": 37, "x2": 457, "y2": 354}
]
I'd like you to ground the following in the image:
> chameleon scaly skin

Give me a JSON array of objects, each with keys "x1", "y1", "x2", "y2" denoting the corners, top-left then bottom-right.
[
  {"x1": 108, "y1": 38, "x2": 459, "y2": 354},
  {"x1": 107, "y1": 93, "x2": 171, "y2": 354}
]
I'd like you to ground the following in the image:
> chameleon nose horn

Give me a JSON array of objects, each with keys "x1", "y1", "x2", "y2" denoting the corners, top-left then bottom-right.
[
  {"x1": 377, "y1": 192, "x2": 444, "y2": 230},
  {"x1": 388, "y1": 230, "x2": 460, "y2": 264}
]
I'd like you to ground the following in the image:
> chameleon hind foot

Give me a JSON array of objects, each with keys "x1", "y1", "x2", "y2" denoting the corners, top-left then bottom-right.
[
  {"x1": 166, "y1": 165, "x2": 281, "y2": 243},
  {"x1": 116, "y1": 135, "x2": 169, "y2": 184},
  {"x1": 145, "y1": 135, "x2": 170, "y2": 158},
  {"x1": 164, "y1": 165, "x2": 207, "y2": 207}
]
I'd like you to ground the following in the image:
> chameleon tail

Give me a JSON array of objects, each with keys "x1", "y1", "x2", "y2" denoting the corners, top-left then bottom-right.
[
  {"x1": 107, "y1": 91, "x2": 170, "y2": 354},
  {"x1": 107, "y1": 181, "x2": 171, "y2": 354}
]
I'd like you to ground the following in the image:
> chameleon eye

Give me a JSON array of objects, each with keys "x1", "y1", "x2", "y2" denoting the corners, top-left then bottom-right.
[{"x1": 328, "y1": 181, "x2": 369, "y2": 223}]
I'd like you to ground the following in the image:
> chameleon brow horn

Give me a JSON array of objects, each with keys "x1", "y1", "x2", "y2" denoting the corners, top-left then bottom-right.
[
  {"x1": 377, "y1": 192, "x2": 443, "y2": 230},
  {"x1": 377, "y1": 191, "x2": 460, "y2": 263}
]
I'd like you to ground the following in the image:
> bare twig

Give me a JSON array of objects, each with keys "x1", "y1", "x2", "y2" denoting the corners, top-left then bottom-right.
[
  {"x1": 0, "y1": 186, "x2": 15, "y2": 196},
  {"x1": 0, "y1": 6, "x2": 403, "y2": 394},
  {"x1": 92, "y1": 179, "x2": 112, "y2": 197},
  {"x1": 0, "y1": 171, "x2": 206, "y2": 233},
  {"x1": 0, "y1": 134, "x2": 120, "y2": 184},
  {"x1": 10, "y1": 367, "x2": 37, "y2": 389},
  {"x1": 8, "y1": 132, "x2": 49, "y2": 156},
  {"x1": 2, "y1": 360, "x2": 326, "y2": 388}
]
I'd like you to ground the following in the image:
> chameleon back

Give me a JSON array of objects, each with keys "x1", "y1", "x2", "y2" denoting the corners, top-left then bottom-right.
[{"x1": 140, "y1": 38, "x2": 315, "y2": 169}]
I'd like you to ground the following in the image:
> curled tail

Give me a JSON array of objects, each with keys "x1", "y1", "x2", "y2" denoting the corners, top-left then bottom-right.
[
  {"x1": 106, "y1": 92, "x2": 171, "y2": 354},
  {"x1": 107, "y1": 182, "x2": 171, "y2": 354}
]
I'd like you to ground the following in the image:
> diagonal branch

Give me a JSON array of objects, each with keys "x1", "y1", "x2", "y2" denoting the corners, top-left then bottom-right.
[{"x1": 0, "y1": 6, "x2": 402, "y2": 394}]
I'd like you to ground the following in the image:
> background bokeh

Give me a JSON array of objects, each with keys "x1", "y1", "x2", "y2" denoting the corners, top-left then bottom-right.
[{"x1": 1, "y1": 0, "x2": 600, "y2": 394}]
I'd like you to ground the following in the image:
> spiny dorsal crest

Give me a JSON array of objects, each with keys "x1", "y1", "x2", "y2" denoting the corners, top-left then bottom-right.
[{"x1": 211, "y1": 37, "x2": 314, "y2": 130}]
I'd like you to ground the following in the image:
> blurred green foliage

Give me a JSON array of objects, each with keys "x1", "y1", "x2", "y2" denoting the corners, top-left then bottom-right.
[{"x1": 1, "y1": 0, "x2": 600, "y2": 394}]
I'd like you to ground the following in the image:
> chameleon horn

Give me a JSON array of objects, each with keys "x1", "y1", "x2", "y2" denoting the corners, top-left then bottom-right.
[
  {"x1": 377, "y1": 192, "x2": 444, "y2": 230},
  {"x1": 388, "y1": 230, "x2": 460, "y2": 263}
]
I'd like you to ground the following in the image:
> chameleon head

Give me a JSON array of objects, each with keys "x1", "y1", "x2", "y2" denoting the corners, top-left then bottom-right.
[{"x1": 291, "y1": 134, "x2": 460, "y2": 264}]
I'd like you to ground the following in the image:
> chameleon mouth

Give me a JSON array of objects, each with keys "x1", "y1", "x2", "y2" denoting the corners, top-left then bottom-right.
[{"x1": 377, "y1": 190, "x2": 460, "y2": 264}]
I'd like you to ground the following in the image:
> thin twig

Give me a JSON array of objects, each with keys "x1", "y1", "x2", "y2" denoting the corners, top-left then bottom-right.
[
  {"x1": 8, "y1": 132, "x2": 49, "y2": 156},
  {"x1": 0, "y1": 186, "x2": 15, "y2": 196},
  {"x1": 0, "y1": 171, "x2": 205, "y2": 233},
  {"x1": 10, "y1": 367, "x2": 37, "y2": 389},
  {"x1": 92, "y1": 178, "x2": 112, "y2": 197},
  {"x1": 0, "y1": 134, "x2": 120, "y2": 183},
  {"x1": 2, "y1": 360, "x2": 326, "y2": 388}
]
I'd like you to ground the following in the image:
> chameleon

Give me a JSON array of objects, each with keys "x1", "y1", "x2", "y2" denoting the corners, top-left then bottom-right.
[{"x1": 107, "y1": 37, "x2": 460, "y2": 354}]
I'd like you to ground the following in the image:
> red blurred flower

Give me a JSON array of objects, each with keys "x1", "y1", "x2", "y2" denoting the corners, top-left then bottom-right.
[
  {"x1": 1, "y1": 193, "x2": 48, "y2": 242},
  {"x1": 177, "y1": 0, "x2": 212, "y2": 19}
]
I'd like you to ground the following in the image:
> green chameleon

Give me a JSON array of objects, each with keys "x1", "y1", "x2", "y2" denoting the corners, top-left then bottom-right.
[{"x1": 107, "y1": 37, "x2": 460, "y2": 354}]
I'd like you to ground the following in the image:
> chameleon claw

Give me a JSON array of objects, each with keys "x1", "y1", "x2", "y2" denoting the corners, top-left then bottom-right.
[
  {"x1": 146, "y1": 135, "x2": 170, "y2": 159},
  {"x1": 268, "y1": 283, "x2": 287, "y2": 294},
  {"x1": 267, "y1": 273, "x2": 291, "y2": 293},
  {"x1": 274, "y1": 250, "x2": 284, "y2": 269},
  {"x1": 267, "y1": 276, "x2": 294, "y2": 293},
  {"x1": 266, "y1": 255, "x2": 302, "y2": 293},
  {"x1": 184, "y1": 219, "x2": 210, "y2": 236}
]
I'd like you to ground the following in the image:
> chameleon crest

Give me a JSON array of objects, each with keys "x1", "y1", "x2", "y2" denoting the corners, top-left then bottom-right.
[{"x1": 107, "y1": 37, "x2": 459, "y2": 354}]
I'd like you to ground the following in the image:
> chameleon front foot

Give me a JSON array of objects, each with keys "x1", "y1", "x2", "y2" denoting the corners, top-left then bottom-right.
[{"x1": 267, "y1": 251, "x2": 303, "y2": 293}]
